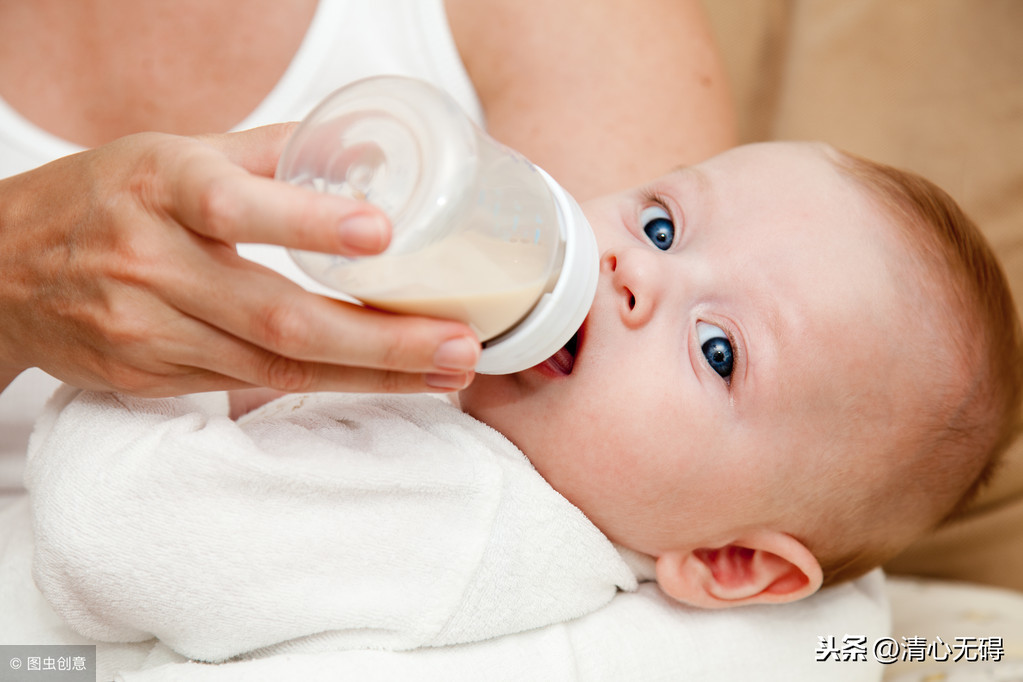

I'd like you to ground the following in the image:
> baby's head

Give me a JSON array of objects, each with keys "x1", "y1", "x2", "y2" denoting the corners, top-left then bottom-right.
[{"x1": 459, "y1": 142, "x2": 1022, "y2": 608}]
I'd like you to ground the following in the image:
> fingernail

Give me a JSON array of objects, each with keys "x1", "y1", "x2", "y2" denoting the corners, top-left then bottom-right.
[
  {"x1": 426, "y1": 372, "x2": 474, "y2": 391},
  {"x1": 339, "y1": 214, "x2": 388, "y2": 254},
  {"x1": 433, "y1": 337, "x2": 480, "y2": 371}
]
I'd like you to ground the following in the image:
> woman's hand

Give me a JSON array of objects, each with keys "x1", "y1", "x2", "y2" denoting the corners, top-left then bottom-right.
[{"x1": 0, "y1": 124, "x2": 480, "y2": 396}]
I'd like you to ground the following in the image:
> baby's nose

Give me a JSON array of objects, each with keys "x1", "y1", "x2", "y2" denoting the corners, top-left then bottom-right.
[{"x1": 601, "y1": 248, "x2": 660, "y2": 328}]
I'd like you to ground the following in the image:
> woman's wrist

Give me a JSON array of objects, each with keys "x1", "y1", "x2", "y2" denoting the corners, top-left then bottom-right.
[
  {"x1": 0, "y1": 362, "x2": 25, "y2": 394},
  {"x1": 0, "y1": 170, "x2": 37, "y2": 393},
  {"x1": 0, "y1": 319, "x2": 28, "y2": 392}
]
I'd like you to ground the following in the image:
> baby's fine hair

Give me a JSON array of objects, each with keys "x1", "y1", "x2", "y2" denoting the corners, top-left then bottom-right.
[{"x1": 818, "y1": 150, "x2": 1023, "y2": 586}]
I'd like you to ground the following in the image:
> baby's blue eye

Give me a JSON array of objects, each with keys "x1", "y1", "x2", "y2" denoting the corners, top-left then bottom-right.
[
  {"x1": 640, "y1": 205, "x2": 674, "y2": 251},
  {"x1": 697, "y1": 322, "x2": 734, "y2": 379}
]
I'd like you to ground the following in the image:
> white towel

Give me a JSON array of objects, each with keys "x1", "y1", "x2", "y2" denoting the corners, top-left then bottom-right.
[
  {"x1": 25, "y1": 387, "x2": 636, "y2": 663},
  {"x1": 2, "y1": 487, "x2": 890, "y2": 682},
  {"x1": 108, "y1": 576, "x2": 890, "y2": 682}
]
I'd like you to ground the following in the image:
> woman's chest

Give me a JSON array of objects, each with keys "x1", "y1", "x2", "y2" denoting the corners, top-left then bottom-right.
[{"x1": 0, "y1": 0, "x2": 317, "y2": 146}]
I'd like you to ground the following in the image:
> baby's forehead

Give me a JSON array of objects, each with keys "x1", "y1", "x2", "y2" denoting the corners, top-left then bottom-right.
[
  {"x1": 687, "y1": 140, "x2": 843, "y2": 175},
  {"x1": 730, "y1": 212, "x2": 938, "y2": 438},
  {"x1": 745, "y1": 266, "x2": 954, "y2": 481}
]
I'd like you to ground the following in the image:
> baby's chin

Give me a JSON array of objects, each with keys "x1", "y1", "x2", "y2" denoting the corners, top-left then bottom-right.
[
  {"x1": 454, "y1": 374, "x2": 505, "y2": 425},
  {"x1": 457, "y1": 374, "x2": 538, "y2": 451},
  {"x1": 456, "y1": 371, "x2": 517, "y2": 415}
]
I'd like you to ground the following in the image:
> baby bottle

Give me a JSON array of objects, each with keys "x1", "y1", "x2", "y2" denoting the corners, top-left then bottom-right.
[{"x1": 274, "y1": 75, "x2": 598, "y2": 374}]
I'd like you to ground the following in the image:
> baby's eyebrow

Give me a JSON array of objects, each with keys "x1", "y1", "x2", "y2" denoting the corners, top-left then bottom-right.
[
  {"x1": 662, "y1": 166, "x2": 712, "y2": 223},
  {"x1": 667, "y1": 165, "x2": 711, "y2": 195}
]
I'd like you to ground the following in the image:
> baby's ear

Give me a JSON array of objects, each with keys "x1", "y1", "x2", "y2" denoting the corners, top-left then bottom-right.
[{"x1": 654, "y1": 531, "x2": 822, "y2": 608}]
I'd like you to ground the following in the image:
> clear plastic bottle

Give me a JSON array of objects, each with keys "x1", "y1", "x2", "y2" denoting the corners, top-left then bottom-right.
[{"x1": 274, "y1": 75, "x2": 598, "y2": 374}]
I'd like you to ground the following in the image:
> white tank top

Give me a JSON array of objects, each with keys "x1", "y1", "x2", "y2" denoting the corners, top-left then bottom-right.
[{"x1": 0, "y1": 0, "x2": 482, "y2": 494}]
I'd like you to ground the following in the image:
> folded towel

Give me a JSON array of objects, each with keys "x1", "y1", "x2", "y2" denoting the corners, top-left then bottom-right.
[{"x1": 26, "y1": 387, "x2": 635, "y2": 663}]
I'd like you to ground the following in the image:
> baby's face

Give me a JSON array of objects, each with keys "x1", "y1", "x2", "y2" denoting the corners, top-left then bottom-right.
[{"x1": 459, "y1": 142, "x2": 914, "y2": 558}]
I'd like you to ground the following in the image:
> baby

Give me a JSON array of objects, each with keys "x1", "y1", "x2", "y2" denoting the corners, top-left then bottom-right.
[
  {"x1": 25, "y1": 142, "x2": 1022, "y2": 662},
  {"x1": 460, "y1": 140, "x2": 1023, "y2": 601}
]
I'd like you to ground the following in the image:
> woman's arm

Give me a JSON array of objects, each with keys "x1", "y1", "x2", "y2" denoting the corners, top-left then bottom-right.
[{"x1": 447, "y1": 0, "x2": 737, "y2": 200}]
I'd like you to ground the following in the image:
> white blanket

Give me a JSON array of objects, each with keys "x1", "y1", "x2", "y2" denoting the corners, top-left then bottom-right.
[
  {"x1": 25, "y1": 387, "x2": 636, "y2": 663},
  {"x1": 1, "y1": 494, "x2": 890, "y2": 681},
  {"x1": 115, "y1": 576, "x2": 892, "y2": 682}
]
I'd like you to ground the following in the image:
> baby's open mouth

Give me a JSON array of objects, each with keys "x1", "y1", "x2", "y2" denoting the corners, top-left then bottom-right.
[{"x1": 544, "y1": 327, "x2": 581, "y2": 376}]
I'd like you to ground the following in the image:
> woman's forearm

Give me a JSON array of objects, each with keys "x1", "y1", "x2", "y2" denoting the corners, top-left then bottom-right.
[{"x1": 448, "y1": 0, "x2": 737, "y2": 200}]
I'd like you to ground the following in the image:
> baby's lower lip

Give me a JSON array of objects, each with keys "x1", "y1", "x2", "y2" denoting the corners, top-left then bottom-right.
[
  {"x1": 544, "y1": 346, "x2": 575, "y2": 375},
  {"x1": 533, "y1": 327, "x2": 582, "y2": 378}
]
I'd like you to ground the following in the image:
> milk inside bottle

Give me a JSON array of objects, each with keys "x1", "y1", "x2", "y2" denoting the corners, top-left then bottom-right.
[{"x1": 272, "y1": 75, "x2": 598, "y2": 374}]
